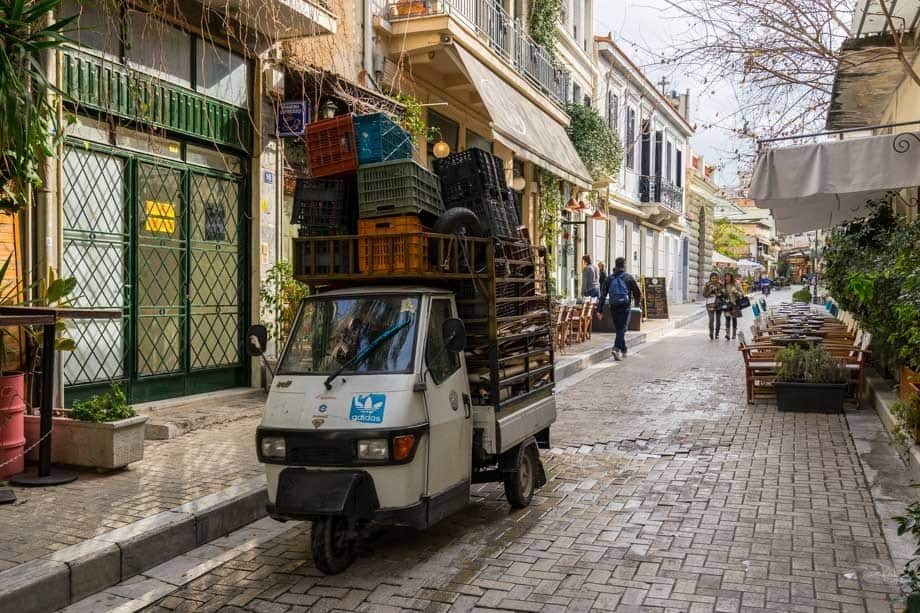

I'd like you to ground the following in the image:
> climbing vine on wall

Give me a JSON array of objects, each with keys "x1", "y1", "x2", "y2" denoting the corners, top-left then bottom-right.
[
  {"x1": 528, "y1": 0, "x2": 563, "y2": 58},
  {"x1": 564, "y1": 103, "x2": 624, "y2": 181},
  {"x1": 538, "y1": 169, "x2": 562, "y2": 283}
]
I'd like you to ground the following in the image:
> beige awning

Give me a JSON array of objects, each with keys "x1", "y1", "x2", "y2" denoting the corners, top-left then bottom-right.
[
  {"x1": 750, "y1": 131, "x2": 920, "y2": 234},
  {"x1": 451, "y1": 45, "x2": 593, "y2": 189}
]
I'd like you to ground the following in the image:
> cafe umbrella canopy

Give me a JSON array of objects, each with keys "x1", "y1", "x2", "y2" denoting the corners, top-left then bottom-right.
[{"x1": 750, "y1": 130, "x2": 920, "y2": 234}]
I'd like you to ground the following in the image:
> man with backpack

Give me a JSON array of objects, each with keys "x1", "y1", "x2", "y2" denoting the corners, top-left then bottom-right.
[{"x1": 596, "y1": 257, "x2": 643, "y2": 360}]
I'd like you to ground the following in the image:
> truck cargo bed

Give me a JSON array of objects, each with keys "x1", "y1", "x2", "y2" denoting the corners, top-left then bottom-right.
[{"x1": 292, "y1": 233, "x2": 555, "y2": 413}]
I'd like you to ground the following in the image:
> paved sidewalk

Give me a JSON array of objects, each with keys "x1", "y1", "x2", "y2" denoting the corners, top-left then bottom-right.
[
  {"x1": 0, "y1": 303, "x2": 705, "y2": 598},
  {"x1": 72, "y1": 288, "x2": 905, "y2": 612}
]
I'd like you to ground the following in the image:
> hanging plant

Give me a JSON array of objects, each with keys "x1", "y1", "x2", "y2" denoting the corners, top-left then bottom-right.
[
  {"x1": 390, "y1": 91, "x2": 439, "y2": 143},
  {"x1": 565, "y1": 103, "x2": 624, "y2": 181},
  {"x1": 528, "y1": 0, "x2": 563, "y2": 58},
  {"x1": 538, "y1": 169, "x2": 562, "y2": 279}
]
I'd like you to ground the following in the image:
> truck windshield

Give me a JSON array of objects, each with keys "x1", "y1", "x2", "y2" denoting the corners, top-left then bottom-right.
[{"x1": 277, "y1": 295, "x2": 419, "y2": 375}]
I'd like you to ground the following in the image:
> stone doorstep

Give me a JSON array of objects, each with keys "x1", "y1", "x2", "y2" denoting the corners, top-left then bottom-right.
[
  {"x1": 0, "y1": 308, "x2": 708, "y2": 613},
  {"x1": 136, "y1": 388, "x2": 267, "y2": 440},
  {"x1": 0, "y1": 476, "x2": 269, "y2": 613}
]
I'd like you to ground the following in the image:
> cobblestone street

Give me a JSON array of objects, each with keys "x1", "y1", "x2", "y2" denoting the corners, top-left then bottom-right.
[{"x1": 117, "y1": 294, "x2": 905, "y2": 613}]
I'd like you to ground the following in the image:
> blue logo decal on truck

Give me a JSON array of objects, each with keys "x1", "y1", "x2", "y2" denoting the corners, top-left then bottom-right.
[{"x1": 349, "y1": 394, "x2": 386, "y2": 424}]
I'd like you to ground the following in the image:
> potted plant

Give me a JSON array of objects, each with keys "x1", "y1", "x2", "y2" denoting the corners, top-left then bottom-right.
[
  {"x1": 774, "y1": 345, "x2": 849, "y2": 413},
  {"x1": 792, "y1": 287, "x2": 812, "y2": 303},
  {"x1": 24, "y1": 384, "x2": 147, "y2": 470}
]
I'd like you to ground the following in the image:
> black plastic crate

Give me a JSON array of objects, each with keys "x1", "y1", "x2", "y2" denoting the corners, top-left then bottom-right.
[
  {"x1": 434, "y1": 149, "x2": 507, "y2": 208},
  {"x1": 451, "y1": 195, "x2": 518, "y2": 239},
  {"x1": 294, "y1": 178, "x2": 347, "y2": 203}
]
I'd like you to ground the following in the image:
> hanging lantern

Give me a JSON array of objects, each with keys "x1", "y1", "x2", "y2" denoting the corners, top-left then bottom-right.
[
  {"x1": 577, "y1": 200, "x2": 590, "y2": 210},
  {"x1": 592, "y1": 209, "x2": 607, "y2": 220},
  {"x1": 512, "y1": 175, "x2": 526, "y2": 191},
  {"x1": 565, "y1": 197, "x2": 579, "y2": 211},
  {"x1": 433, "y1": 140, "x2": 451, "y2": 158}
]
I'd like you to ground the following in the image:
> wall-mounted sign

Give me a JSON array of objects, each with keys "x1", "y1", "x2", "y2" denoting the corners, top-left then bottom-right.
[
  {"x1": 144, "y1": 201, "x2": 176, "y2": 235},
  {"x1": 277, "y1": 101, "x2": 309, "y2": 137},
  {"x1": 264, "y1": 171, "x2": 273, "y2": 184}
]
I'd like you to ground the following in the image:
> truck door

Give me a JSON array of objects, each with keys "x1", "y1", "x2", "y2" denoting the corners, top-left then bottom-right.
[{"x1": 423, "y1": 297, "x2": 472, "y2": 497}]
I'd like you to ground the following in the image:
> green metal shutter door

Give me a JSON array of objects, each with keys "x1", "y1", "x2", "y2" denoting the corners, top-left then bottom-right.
[{"x1": 61, "y1": 146, "x2": 128, "y2": 387}]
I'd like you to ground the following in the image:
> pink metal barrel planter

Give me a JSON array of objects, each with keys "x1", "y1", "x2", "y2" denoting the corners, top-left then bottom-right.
[{"x1": 0, "y1": 372, "x2": 26, "y2": 479}]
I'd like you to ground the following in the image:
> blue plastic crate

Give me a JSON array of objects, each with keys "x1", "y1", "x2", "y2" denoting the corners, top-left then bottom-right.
[{"x1": 355, "y1": 113, "x2": 414, "y2": 165}]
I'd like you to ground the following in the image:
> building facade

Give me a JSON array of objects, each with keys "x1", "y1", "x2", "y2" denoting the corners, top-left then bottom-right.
[
  {"x1": 48, "y1": 0, "x2": 336, "y2": 404},
  {"x1": 593, "y1": 34, "x2": 694, "y2": 304}
]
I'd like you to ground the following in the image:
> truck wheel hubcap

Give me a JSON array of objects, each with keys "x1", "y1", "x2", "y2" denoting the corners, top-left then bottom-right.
[{"x1": 520, "y1": 454, "x2": 533, "y2": 498}]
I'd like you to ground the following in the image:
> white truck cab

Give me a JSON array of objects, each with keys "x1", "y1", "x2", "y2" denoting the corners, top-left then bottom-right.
[{"x1": 249, "y1": 285, "x2": 554, "y2": 574}]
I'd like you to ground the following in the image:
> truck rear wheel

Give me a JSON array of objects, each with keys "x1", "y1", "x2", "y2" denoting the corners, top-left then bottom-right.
[
  {"x1": 310, "y1": 517, "x2": 357, "y2": 575},
  {"x1": 504, "y1": 444, "x2": 537, "y2": 509}
]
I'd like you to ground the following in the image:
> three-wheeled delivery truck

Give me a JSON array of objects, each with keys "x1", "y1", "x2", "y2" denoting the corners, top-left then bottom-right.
[{"x1": 248, "y1": 230, "x2": 556, "y2": 574}]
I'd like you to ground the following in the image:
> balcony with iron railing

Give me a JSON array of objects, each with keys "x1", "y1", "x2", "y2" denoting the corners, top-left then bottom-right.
[
  {"x1": 386, "y1": 0, "x2": 571, "y2": 107},
  {"x1": 638, "y1": 175, "x2": 683, "y2": 214}
]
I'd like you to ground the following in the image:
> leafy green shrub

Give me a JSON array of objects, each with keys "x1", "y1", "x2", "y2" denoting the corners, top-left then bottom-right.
[
  {"x1": 792, "y1": 288, "x2": 812, "y2": 303},
  {"x1": 822, "y1": 197, "x2": 920, "y2": 375},
  {"x1": 259, "y1": 261, "x2": 309, "y2": 346},
  {"x1": 70, "y1": 385, "x2": 136, "y2": 423},
  {"x1": 776, "y1": 345, "x2": 847, "y2": 384},
  {"x1": 894, "y1": 500, "x2": 920, "y2": 609},
  {"x1": 892, "y1": 395, "x2": 920, "y2": 446}
]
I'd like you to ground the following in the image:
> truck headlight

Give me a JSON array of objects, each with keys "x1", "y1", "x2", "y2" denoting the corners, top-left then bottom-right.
[
  {"x1": 260, "y1": 436, "x2": 286, "y2": 459},
  {"x1": 356, "y1": 438, "x2": 389, "y2": 461}
]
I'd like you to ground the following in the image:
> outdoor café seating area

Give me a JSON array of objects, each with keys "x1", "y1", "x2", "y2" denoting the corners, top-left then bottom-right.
[
  {"x1": 552, "y1": 297, "x2": 598, "y2": 352},
  {"x1": 738, "y1": 300, "x2": 871, "y2": 406}
]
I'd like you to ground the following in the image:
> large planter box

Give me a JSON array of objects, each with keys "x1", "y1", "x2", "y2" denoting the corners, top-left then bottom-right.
[
  {"x1": 775, "y1": 382, "x2": 848, "y2": 413},
  {"x1": 24, "y1": 414, "x2": 148, "y2": 469},
  {"x1": 901, "y1": 366, "x2": 920, "y2": 402}
]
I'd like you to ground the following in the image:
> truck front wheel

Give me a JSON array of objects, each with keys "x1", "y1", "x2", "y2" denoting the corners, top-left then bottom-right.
[
  {"x1": 310, "y1": 516, "x2": 357, "y2": 575},
  {"x1": 504, "y1": 444, "x2": 538, "y2": 509}
]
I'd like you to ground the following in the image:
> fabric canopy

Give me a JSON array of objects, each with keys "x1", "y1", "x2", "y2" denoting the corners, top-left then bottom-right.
[
  {"x1": 712, "y1": 252, "x2": 738, "y2": 265},
  {"x1": 452, "y1": 45, "x2": 593, "y2": 189},
  {"x1": 750, "y1": 131, "x2": 920, "y2": 234},
  {"x1": 737, "y1": 259, "x2": 764, "y2": 271}
]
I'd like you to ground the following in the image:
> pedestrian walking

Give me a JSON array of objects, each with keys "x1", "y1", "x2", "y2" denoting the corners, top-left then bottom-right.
[
  {"x1": 582, "y1": 255, "x2": 600, "y2": 298},
  {"x1": 597, "y1": 261, "x2": 608, "y2": 297},
  {"x1": 703, "y1": 272, "x2": 724, "y2": 341},
  {"x1": 596, "y1": 257, "x2": 643, "y2": 360},
  {"x1": 722, "y1": 271, "x2": 743, "y2": 340}
]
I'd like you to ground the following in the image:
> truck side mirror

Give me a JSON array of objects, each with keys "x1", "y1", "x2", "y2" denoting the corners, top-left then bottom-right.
[
  {"x1": 442, "y1": 318, "x2": 466, "y2": 353},
  {"x1": 246, "y1": 325, "x2": 268, "y2": 357}
]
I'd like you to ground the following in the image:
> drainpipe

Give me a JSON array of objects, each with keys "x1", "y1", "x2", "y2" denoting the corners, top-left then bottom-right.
[{"x1": 363, "y1": 0, "x2": 374, "y2": 80}]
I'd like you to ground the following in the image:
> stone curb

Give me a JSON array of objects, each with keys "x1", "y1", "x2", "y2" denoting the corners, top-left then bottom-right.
[
  {"x1": 866, "y1": 371, "x2": 920, "y2": 483},
  {"x1": 1, "y1": 307, "x2": 708, "y2": 613},
  {"x1": 553, "y1": 307, "x2": 708, "y2": 382},
  {"x1": 0, "y1": 476, "x2": 268, "y2": 613}
]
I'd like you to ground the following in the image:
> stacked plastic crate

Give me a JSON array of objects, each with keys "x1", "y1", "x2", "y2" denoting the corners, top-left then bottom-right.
[
  {"x1": 433, "y1": 149, "x2": 521, "y2": 239},
  {"x1": 298, "y1": 112, "x2": 445, "y2": 274}
]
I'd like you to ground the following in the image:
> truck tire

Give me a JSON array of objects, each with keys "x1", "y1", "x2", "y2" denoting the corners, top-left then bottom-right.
[
  {"x1": 310, "y1": 517, "x2": 356, "y2": 575},
  {"x1": 504, "y1": 444, "x2": 538, "y2": 509},
  {"x1": 432, "y1": 207, "x2": 482, "y2": 237}
]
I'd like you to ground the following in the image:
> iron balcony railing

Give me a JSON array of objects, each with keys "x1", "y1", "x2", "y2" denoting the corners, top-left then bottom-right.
[
  {"x1": 638, "y1": 175, "x2": 683, "y2": 213},
  {"x1": 387, "y1": 0, "x2": 570, "y2": 107}
]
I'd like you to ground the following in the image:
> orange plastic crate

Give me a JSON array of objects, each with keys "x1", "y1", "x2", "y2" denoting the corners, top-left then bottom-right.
[
  {"x1": 306, "y1": 115, "x2": 357, "y2": 178},
  {"x1": 358, "y1": 215, "x2": 428, "y2": 273}
]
